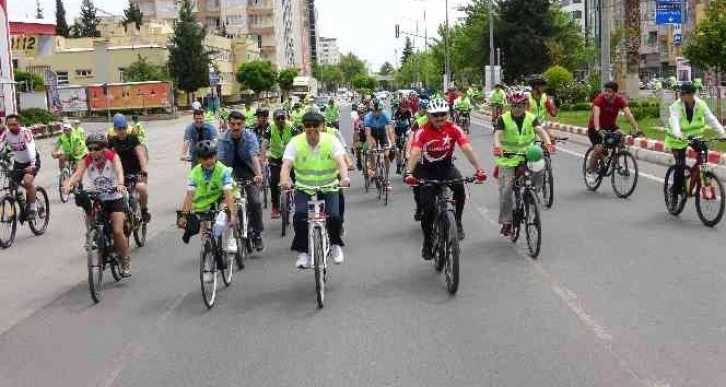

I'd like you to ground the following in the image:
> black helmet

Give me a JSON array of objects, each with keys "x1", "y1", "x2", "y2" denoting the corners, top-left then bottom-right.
[
  {"x1": 302, "y1": 111, "x2": 325, "y2": 124},
  {"x1": 273, "y1": 109, "x2": 287, "y2": 119},
  {"x1": 679, "y1": 82, "x2": 696, "y2": 94},
  {"x1": 85, "y1": 133, "x2": 107, "y2": 148},
  {"x1": 371, "y1": 99, "x2": 383, "y2": 111},
  {"x1": 195, "y1": 140, "x2": 217, "y2": 158},
  {"x1": 255, "y1": 107, "x2": 270, "y2": 117},
  {"x1": 530, "y1": 77, "x2": 547, "y2": 87}
]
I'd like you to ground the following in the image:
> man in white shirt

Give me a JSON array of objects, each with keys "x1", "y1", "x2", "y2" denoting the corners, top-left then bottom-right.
[{"x1": 0, "y1": 114, "x2": 41, "y2": 219}]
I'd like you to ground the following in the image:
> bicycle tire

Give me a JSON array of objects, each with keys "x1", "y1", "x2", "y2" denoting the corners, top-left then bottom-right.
[
  {"x1": 200, "y1": 240, "x2": 217, "y2": 309},
  {"x1": 384, "y1": 178, "x2": 389, "y2": 206},
  {"x1": 542, "y1": 156, "x2": 554, "y2": 209},
  {"x1": 511, "y1": 191, "x2": 522, "y2": 243},
  {"x1": 281, "y1": 192, "x2": 289, "y2": 237},
  {"x1": 221, "y1": 236, "x2": 234, "y2": 287},
  {"x1": 86, "y1": 227, "x2": 104, "y2": 303},
  {"x1": 0, "y1": 196, "x2": 17, "y2": 248},
  {"x1": 313, "y1": 227, "x2": 325, "y2": 308},
  {"x1": 695, "y1": 171, "x2": 725, "y2": 227},
  {"x1": 443, "y1": 210, "x2": 460, "y2": 294},
  {"x1": 663, "y1": 165, "x2": 688, "y2": 216},
  {"x1": 524, "y1": 190, "x2": 542, "y2": 258},
  {"x1": 611, "y1": 151, "x2": 639, "y2": 199},
  {"x1": 583, "y1": 147, "x2": 604, "y2": 191},
  {"x1": 28, "y1": 187, "x2": 50, "y2": 235},
  {"x1": 432, "y1": 215, "x2": 445, "y2": 272},
  {"x1": 59, "y1": 168, "x2": 71, "y2": 203},
  {"x1": 363, "y1": 172, "x2": 370, "y2": 193},
  {"x1": 101, "y1": 225, "x2": 123, "y2": 282},
  {"x1": 235, "y1": 208, "x2": 248, "y2": 270},
  {"x1": 132, "y1": 194, "x2": 147, "y2": 247}
]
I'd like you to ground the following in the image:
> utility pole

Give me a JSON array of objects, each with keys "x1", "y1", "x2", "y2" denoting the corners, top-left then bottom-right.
[
  {"x1": 444, "y1": 0, "x2": 451, "y2": 90},
  {"x1": 424, "y1": 10, "x2": 428, "y2": 88},
  {"x1": 489, "y1": 0, "x2": 495, "y2": 92},
  {"x1": 599, "y1": 0, "x2": 610, "y2": 89}
]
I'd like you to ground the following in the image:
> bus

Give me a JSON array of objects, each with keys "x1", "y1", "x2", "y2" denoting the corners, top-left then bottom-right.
[{"x1": 292, "y1": 76, "x2": 319, "y2": 98}]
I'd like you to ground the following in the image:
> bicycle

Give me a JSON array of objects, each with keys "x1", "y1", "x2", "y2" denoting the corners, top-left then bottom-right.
[
  {"x1": 232, "y1": 179, "x2": 255, "y2": 269},
  {"x1": 456, "y1": 110, "x2": 471, "y2": 134},
  {"x1": 538, "y1": 137, "x2": 568, "y2": 209},
  {"x1": 58, "y1": 157, "x2": 77, "y2": 203},
  {"x1": 394, "y1": 133, "x2": 408, "y2": 175},
  {"x1": 369, "y1": 147, "x2": 390, "y2": 205},
  {"x1": 664, "y1": 137, "x2": 726, "y2": 227},
  {"x1": 0, "y1": 165, "x2": 50, "y2": 249},
  {"x1": 279, "y1": 186, "x2": 294, "y2": 237},
  {"x1": 415, "y1": 176, "x2": 476, "y2": 294},
  {"x1": 124, "y1": 174, "x2": 147, "y2": 247},
  {"x1": 361, "y1": 148, "x2": 371, "y2": 193},
  {"x1": 502, "y1": 152, "x2": 543, "y2": 258},
  {"x1": 582, "y1": 130, "x2": 639, "y2": 198},
  {"x1": 75, "y1": 187, "x2": 124, "y2": 303},
  {"x1": 490, "y1": 104, "x2": 504, "y2": 130},
  {"x1": 261, "y1": 162, "x2": 270, "y2": 209}
]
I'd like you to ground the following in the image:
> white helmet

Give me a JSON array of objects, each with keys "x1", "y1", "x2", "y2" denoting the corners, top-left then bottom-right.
[
  {"x1": 192, "y1": 101, "x2": 202, "y2": 110},
  {"x1": 427, "y1": 98, "x2": 449, "y2": 114}
]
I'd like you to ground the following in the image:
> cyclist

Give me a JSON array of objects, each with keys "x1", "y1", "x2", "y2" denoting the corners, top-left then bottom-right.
[
  {"x1": 51, "y1": 122, "x2": 88, "y2": 172},
  {"x1": 0, "y1": 114, "x2": 41, "y2": 219},
  {"x1": 665, "y1": 82, "x2": 726, "y2": 209},
  {"x1": 453, "y1": 92, "x2": 473, "y2": 132},
  {"x1": 282, "y1": 96, "x2": 293, "y2": 113},
  {"x1": 177, "y1": 140, "x2": 238, "y2": 261},
  {"x1": 261, "y1": 109, "x2": 300, "y2": 219},
  {"x1": 528, "y1": 77, "x2": 559, "y2": 130},
  {"x1": 130, "y1": 115, "x2": 148, "y2": 162},
  {"x1": 393, "y1": 99, "x2": 413, "y2": 174},
  {"x1": 217, "y1": 110, "x2": 265, "y2": 251},
  {"x1": 280, "y1": 111, "x2": 350, "y2": 268},
  {"x1": 493, "y1": 92, "x2": 554, "y2": 237},
  {"x1": 107, "y1": 113, "x2": 151, "y2": 223},
  {"x1": 409, "y1": 91, "x2": 420, "y2": 115},
  {"x1": 407, "y1": 100, "x2": 429, "y2": 221},
  {"x1": 242, "y1": 102, "x2": 257, "y2": 123},
  {"x1": 352, "y1": 103, "x2": 367, "y2": 170},
  {"x1": 364, "y1": 99, "x2": 395, "y2": 189},
  {"x1": 585, "y1": 81, "x2": 641, "y2": 185},
  {"x1": 181, "y1": 109, "x2": 219, "y2": 166},
  {"x1": 404, "y1": 99, "x2": 487, "y2": 259},
  {"x1": 71, "y1": 119, "x2": 85, "y2": 140},
  {"x1": 488, "y1": 84, "x2": 507, "y2": 126},
  {"x1": 248, "y1": 108, "x2": 271, "y2": 147},
  {"x1": 63, "y1": 134, "x2": 131, "y2": 277},
  {"x1": 290, "y1": 102, "x2": 304, "y2": 129},
  {"x1": 325, "y1": 97, "x2": 340, "y2": 129}
]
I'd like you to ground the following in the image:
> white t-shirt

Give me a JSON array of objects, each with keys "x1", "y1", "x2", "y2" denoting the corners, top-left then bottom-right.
[
  {"x1": 282, "y1": 135, "x2": 346, "y2": 162},
  {"x1": 0, "y1": 128, "x2": 37, "y2": 164}
]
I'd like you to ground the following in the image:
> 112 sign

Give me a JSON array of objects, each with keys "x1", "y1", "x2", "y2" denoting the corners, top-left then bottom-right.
[{"x1": 11, "y1": 35, "x2": 37, "y2": 53}]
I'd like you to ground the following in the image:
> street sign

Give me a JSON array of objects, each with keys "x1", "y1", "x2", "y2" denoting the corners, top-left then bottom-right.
[
  {"x1": 674, "y1": 33, "x2": 682, "y2": 45},
  {"x1": 655, "y1": 3, "x2": 682, "y2": 25},
  {"x1": 208, "y1": 70, "x2": 218, "y2": 86},
  {"x1": 654, "y1": 0, "x2": 681, "y2": 3}
]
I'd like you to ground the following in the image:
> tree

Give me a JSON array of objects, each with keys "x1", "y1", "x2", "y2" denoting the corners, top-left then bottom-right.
[
  {"x1": 122, "y1": 0, "x2": 144, "y2": 32},
  {"x1": 124, "y1": 54, "x2": 168, "y2": 82},
  {"x1": 55, "y1": 0, "x2": 70, "y2": 37},
  {"x1": 13, "y1": 70, "x2": 45, "y2": 92},
  {"x1": 401, "y1": 37, "x2": 414, "y2": 65},
  {"x1": 338, "y1": 52, "x2": 367, "y2": 84},
  {"x1": 236, "y1": 60, "x2": 278, "y2": 101},
  {"x1": 351, "y1": 74, "x2": 377, "y2": 93},
  {"x1": 685, "y1": 0, "x2": 726, "y2": 78},
  {"x1": 314, "y1": 64, "x2": 343, "y2": 92},
  {"x1": 623, "y1": 0, "x2": 641, "y2": 97},
  {"x1": 543, "y1": 65, "x2": 573, "y2": 95},
  {"x1": 379, "y1": 62, "x2": 395, "y2": 75},
  {"x1": 78, "y1": 0, "x2": 101, "y2": 37},
  {"x1": 168, "y1": 0, "x2": 211, "y2": 104},
  {"x1": 278, "y1": 67, "x2": 299, "y2": 98},
  {"x1": 35, "y1": 0, "x2": 43, "y2": 19}
]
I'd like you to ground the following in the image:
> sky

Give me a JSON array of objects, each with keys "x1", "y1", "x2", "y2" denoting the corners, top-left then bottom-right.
[{"x1": 9, "y1": 0, "x2": 468, "y2": 71}]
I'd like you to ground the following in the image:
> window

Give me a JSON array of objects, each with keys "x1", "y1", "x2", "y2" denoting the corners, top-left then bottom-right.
[
  {"x1": 572, "y1": 10, "x2": 583, "y2": 20},
  {"x1": 118, "y1": 68, "x2": 126, "y2": 82},
  {"x1": 75, "y1": 68, "x2": 93, "y2": 78},
  {"x1": 56, "y1": 71, "x2": 69, "y2": 85},
  {"x1": 647, "y1": 31, "x2": 657, "y2": 45},
  {"x1": 573, "y1": 0, "x2": 582, "y2": 3}
]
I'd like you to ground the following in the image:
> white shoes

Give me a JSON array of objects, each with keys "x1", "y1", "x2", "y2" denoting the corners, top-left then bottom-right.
[
  {"x1": 585, "y1": 171, "x2": 598, "y2": 186},
  {"x1": 225, "y1": 236, "x2": 238, "y2": 254},
  {"x1": 295, "y1": 253, "x2": 311, "y2": 269},
  {"x1": 331, "y1": 245, "x2": 344, "y2": 264}
]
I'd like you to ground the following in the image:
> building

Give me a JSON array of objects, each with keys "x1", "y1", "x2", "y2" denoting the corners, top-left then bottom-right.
[
  {"x1": 318, "y1": 37, "x2": 339, "y2": 65},
  {"x1": 559, "y1": 0, "x2": 586, "y2": 33}
]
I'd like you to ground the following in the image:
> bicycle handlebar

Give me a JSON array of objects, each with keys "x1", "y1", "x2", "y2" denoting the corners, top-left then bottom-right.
[{"x1": 414, "y1": 176, "x2": 477, "y2": 186}]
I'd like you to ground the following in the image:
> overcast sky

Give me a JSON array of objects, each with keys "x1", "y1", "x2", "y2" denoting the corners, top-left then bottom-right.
[{"x1": 9, "y1": 0, "x2": 467, "y2": 71}]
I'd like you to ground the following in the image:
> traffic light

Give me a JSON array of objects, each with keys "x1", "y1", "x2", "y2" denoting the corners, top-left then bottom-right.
[{"x1": 395, "y1": 24, "x2": 400, "y2": 39}]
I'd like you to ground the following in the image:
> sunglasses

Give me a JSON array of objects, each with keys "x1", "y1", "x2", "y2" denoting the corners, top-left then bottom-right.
[
  {"x1": 432, "y1": 113, "x2": 447, "y2": 118},
  {"x1": 88, "y1": 146, "x2": 103, "y2": 152},
  {"x1": 512, "y1": 103, "x2": 527, "y2": 109}
]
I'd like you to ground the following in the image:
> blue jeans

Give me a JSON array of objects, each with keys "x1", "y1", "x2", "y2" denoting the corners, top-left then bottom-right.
[{"x1": 291, "y1": 190, "x2": 344, "y2": 253}]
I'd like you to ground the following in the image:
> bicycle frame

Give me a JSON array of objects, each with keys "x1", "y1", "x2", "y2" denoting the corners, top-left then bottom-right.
[{"x1": 307, "y1": 191, "x2": 330, "y2": 266}]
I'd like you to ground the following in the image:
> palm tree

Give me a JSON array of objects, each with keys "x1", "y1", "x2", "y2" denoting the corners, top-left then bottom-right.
[{"x1": 623, "y1": 0, "x2": 641, "y2": 96}]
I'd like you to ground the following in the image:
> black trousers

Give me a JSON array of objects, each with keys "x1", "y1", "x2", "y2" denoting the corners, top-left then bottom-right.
[{"x1": 413, "y1": 165, "x2": 466, "y2": 243}]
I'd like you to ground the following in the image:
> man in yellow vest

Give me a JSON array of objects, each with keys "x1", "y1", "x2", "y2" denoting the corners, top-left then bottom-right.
[
  {"x1": 665, "y1": 82, "x2": 726, "y2": 209},
  {"x1": 280, "y1": 111, "x2": 350, "y2": 269},
  {"x1": 493, "y1": 92, "x2": 554, "y2": 237},
  {"x1": 261, "y1": 109, "x2": 300, "y2": 219},
  {"x1": 528, "y1": 77, "x2": 558, "y2": 135}
]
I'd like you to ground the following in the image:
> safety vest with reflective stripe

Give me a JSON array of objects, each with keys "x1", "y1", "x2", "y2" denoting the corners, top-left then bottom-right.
[
  {"x1": 496, "y1": 111, "x2": 537, "y2": 167},
  {"x1": 528, "y1": 93, "x2": 548, "y2": 121},
  {"x1": 292, "y1": 132, "x2": 339, "y2": 194},
  {"x1": 190, "y1": 161, "x2": 229, "y2": 211},
  {"x1": 665, "y1": 99, "x2": 708, "y2": 150},
  {"x1": 269, "y1": 122, "x2": 294, "y2": 159}
]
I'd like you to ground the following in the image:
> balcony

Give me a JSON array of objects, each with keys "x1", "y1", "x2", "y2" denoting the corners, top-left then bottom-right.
[
  {"x1": 247, "y1": 0, "x2": 273, "y2": 15},
  {"x1": 249, "y1": 24, "x2": 274, "y2": 35}
]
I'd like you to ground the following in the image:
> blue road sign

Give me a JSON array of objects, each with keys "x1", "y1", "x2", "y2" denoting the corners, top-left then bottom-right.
[
  {"x1": 674, "y1": 33, "x2": 682, "y2": 46},
  {"x1": 655, "y1": 3, "x2": 682, "y2": 25},
  {"x1": 209, "y1": 71, "x2": 218, "y2": 86},
  {"x1": 655, "y1": 0, "x2": 681, "y2": 4}
]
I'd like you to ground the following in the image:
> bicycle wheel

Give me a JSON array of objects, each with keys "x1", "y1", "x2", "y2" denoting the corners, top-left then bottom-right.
[
  {"x1": 281, "y1": 192, "x2": 290, "y2": 237},
  {"x1": 432, "y1": 216, "x2": 445, "y2": 272},
  {"x1": 234, "y1": 209, "x2": 248, "y2": 270},
  {"x1": 384, "y1": 177, "x2": 389, "y2": 206},
  {"x1": 443, "y1": 211, "x2": 460, "y2": 294},
  {"x1": 663, "y1": 165, "x2": 688, "y2": 216},
  {"x1": 28, "y1": 187, "x2": 50, "y2": 235},
  {"x1": 582, "y1": 147, "x2": 604, "y2": 191},
  {"x1": 200, "y1": 240, "x2": 217, "y2": 309},
  {"x1": 510, "y1": 191, "x2": 522, "y2": 243},
  {"x1": 221, "y1": 236, "x2": 234, "y2": 287},
  {"x1": 611, "y1": 151, "x2": 639, "y2": 199},
  {"x1": 131, "y1": 195, "x2": 147, "y2": 247},
  {"x1": 542, "y1": 155, "x2": 554, "y2": 209},
  {"x1": 524, "y1": 190, "x2": 542, "y2": 258},
  {"x1": 695, "y1": 171, "x2": 725, "y2": 227},
  {"x1": 313, "y1": 227, "x2": 325, "y2": 308},
  {"x1": 86, "y1": 227, "x2": 104, "y2": 303},
  {"x1": 59, "y1": 168, "x2": 71, "y2": 203},
  {"x1": 0, "y1": 196, "x2": 17, "y2": 248}
]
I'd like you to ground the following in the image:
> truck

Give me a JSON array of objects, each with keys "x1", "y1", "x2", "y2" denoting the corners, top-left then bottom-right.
[{"x1": 292, "y1": 76, "x2": 318, "y2": 99}]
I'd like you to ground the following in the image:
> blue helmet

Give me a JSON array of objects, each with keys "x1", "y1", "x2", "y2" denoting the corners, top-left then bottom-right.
[{"x1": 112, "y1": 113, "x2": 127, "y2": 129}]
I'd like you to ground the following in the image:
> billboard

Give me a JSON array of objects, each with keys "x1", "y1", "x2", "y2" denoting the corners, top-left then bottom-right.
[
  {"x1": 57, "y1": 86, "x2": 88, "y2": 112},
  {"x1": 87, "y1": 82, "x2": 173, "y2": 111}
]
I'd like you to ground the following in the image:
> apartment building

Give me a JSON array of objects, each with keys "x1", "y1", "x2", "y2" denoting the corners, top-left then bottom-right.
[{"x1": 318, "y1": 37, "x2": 339, "y2": 65}]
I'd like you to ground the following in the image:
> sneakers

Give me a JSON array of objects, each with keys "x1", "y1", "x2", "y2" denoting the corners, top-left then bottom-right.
[
  {"x1": 120, "y1": 256, "x2": 132, "y2": 277},
  {"x1": 141, "y1": 208, "x2": 151, "y2": 223},
  {"x1": 585, "y1": 171, "x2": 598, "y2": 186},
  {"x1": 331, "y1": 245, "x2": 344, "y2": 264},
  {"x1": 25, "y1": 208, "x2": 36, "y2": 221},
  {"x1": 499, "y1": 223, "x2": 512, "y2": 238},
  {"x1": 295, "y1": 252, "x2": 311, "y2": 269},
  {"x1": 225, "y1": 236, "x2": 238, "y2": 254},
  {"x1": 457, "y1": 223, "x2": 465, "y2": 241},
  {"x1": 386, "y1": 183, "x2": 393, "y2": 191},
  {"x1": 270, "y1": 208, "x2": 280, "y2": 219},
  {"x1": 253, "y1": 233, "x2": 265, "y2": 252}
]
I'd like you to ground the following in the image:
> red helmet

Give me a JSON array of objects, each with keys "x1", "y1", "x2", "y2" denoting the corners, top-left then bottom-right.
[{"x1": 509, "y1": 92, "x2": 528, "y2": 105}]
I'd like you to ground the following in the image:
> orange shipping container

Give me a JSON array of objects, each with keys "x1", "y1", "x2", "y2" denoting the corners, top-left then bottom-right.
[{"x1": 88, "y1": 82, "x2": 173, "y2": 111}]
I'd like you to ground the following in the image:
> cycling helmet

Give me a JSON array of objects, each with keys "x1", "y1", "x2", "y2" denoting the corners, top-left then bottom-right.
[
  {"x1": 679, "y1": 82, "x2": 696, "y2": 94},
  {"x1": 302, "y1": 111, "x2": 325, "y2": 124},
  {"x1": 371, "y1": 99, "x2": 383, "y2": 111},
  {"x1": 427, "y1": 98, "x2": 449, "y2": 114},
  {"x1": 292, "y1": 102, "x2": 302, "y2": 109},
  {"x1": 191, "y1": 101, "x2": 202, "y2": 110},
  {"x1": 85, "y1": 133, "x2": 107, "y2": 148},
  {"x1": 112, "y1": 113, "x2": 127, "y2": 129},
  {"x1": 529, "y1": 77, "x2": 547, "y2": 87},
  {"x1": 273, "y1": 109, "x2": 287, "y2": 119},
  {"x1": 255, "y1": 108, "x2": 270, "y2": 117},
  {"x1": 195, "y1": 140, "x2": 217, "y2": 158},
  {"x1": 509, "y1": 92, "x2": 528, "y2": 105},
  {"x1": 62, "y1": 122, "x2": 72, "y2": 131},
  {"x1": 525, "y1": 144, "x2": 543, "y2": 162}
]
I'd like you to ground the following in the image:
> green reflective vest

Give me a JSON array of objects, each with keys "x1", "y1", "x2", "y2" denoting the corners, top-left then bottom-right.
[
  {"x1": 665, "y1": 99, "x2": 708, "y2": 150},
  {"x1": 325, "y1": 105, "x2": 340, "y2": 122},
  {"x1": 489, "y1": 90, "x2": 506, "y2": 105},
  {"x1": 528, "y1": 92, "x2": 548, "y2": 121},
  {"x1": 133, "y1": 122, "x2": 147, "y2": 144},
  {"x1": 292, "y1": 133, "x2": 339, "y2": 194},
  {"x1": 243, "y1": 108, "x2": 256, "y2": 123},
  {"x1": 415, "y1": 112, "x2": 427, "y2": 127},
  {"x1": 455, "y1": 96, "x2": 472, "y2": 110},
  {"x1": 290, "y1": 109, "x2": 304, "y2": 127},
  {"x1": 203, "y1": 111, "x2": 216, "y2": 126},
  {"x1": 496, "y1": 111, "x2": 537, "y2": 167},
  {"x1": 269, "y1": 122, "x2": 294, "y2": 159},
  {"x1": 72, "y1": 126, "x2": 85, "y2": 140},
  {"x1": 190, "y1": 161, "x2": 230, "y2": 211},
  {"x1": 57, "y1": 133, "x2": 88, "y2": 160}
]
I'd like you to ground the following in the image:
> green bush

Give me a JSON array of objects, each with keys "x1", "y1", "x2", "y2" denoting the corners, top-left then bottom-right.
[
  {"x1": 19, "y1": 108, "x2": 60, "y2": 125},
  {"x1": 628, "y1": 105, "x2": 659, "y2": 120},
  {"x1": 558, "y1": 81, "x2": 590, "y2": 105},
  {"x1": 544, "y1": 66, "x2": 574, "y2": 95},
  {"x1": 14, "y1": 70, "x2": 45, "y2": 92}
]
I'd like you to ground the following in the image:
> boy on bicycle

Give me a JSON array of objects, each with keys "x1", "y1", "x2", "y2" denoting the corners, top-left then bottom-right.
[{"x1": 52, "y1": 122, "x2": 88, "y2": 171}]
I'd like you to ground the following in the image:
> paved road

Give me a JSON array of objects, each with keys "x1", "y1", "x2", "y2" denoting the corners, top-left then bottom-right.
[{"x1": 1, "y1": 109, "x2": 725, "y2": 386}]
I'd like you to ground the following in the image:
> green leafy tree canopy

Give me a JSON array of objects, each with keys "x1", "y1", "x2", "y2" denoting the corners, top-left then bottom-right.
[
  {"x1": 55, "y1": 0, "x2": 70, "y2": 37},
  {"x1": 338, "y1": 53, "x2": 367, "y2": 84},
  {"x1": 684, "y1": 0, "x2": 726, "y2": 72},
  {"x1": 278, "y1": 68, "x2": 300, "y2": 97},
  {"x1": 14, "y1": 70, "x2": 45, "y2": 92},
  {"x1": 379, "y1": 62, "x2": 395, "y2": 75},
  {"x1": 543, "y1": 65, "x2": 573, "y2": 94},
  {"x1": 401, "y1": 37, "x2": 414, "y2": 65},
  {"x1": 168, "y1": 0, "x2": 211, "y2": 96},
  {"x1": 122, "y1": 0, "x2": 144, "y2": 32},
  {"x1": 124, "y1": 55, "x2": 168, "y2": 82},
  {"x1": 78, "y1": 0, "x2": 101, "y2": 37},
  {"x1": 236, "y1": 60, "x2": 278, "y2": 98}
]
